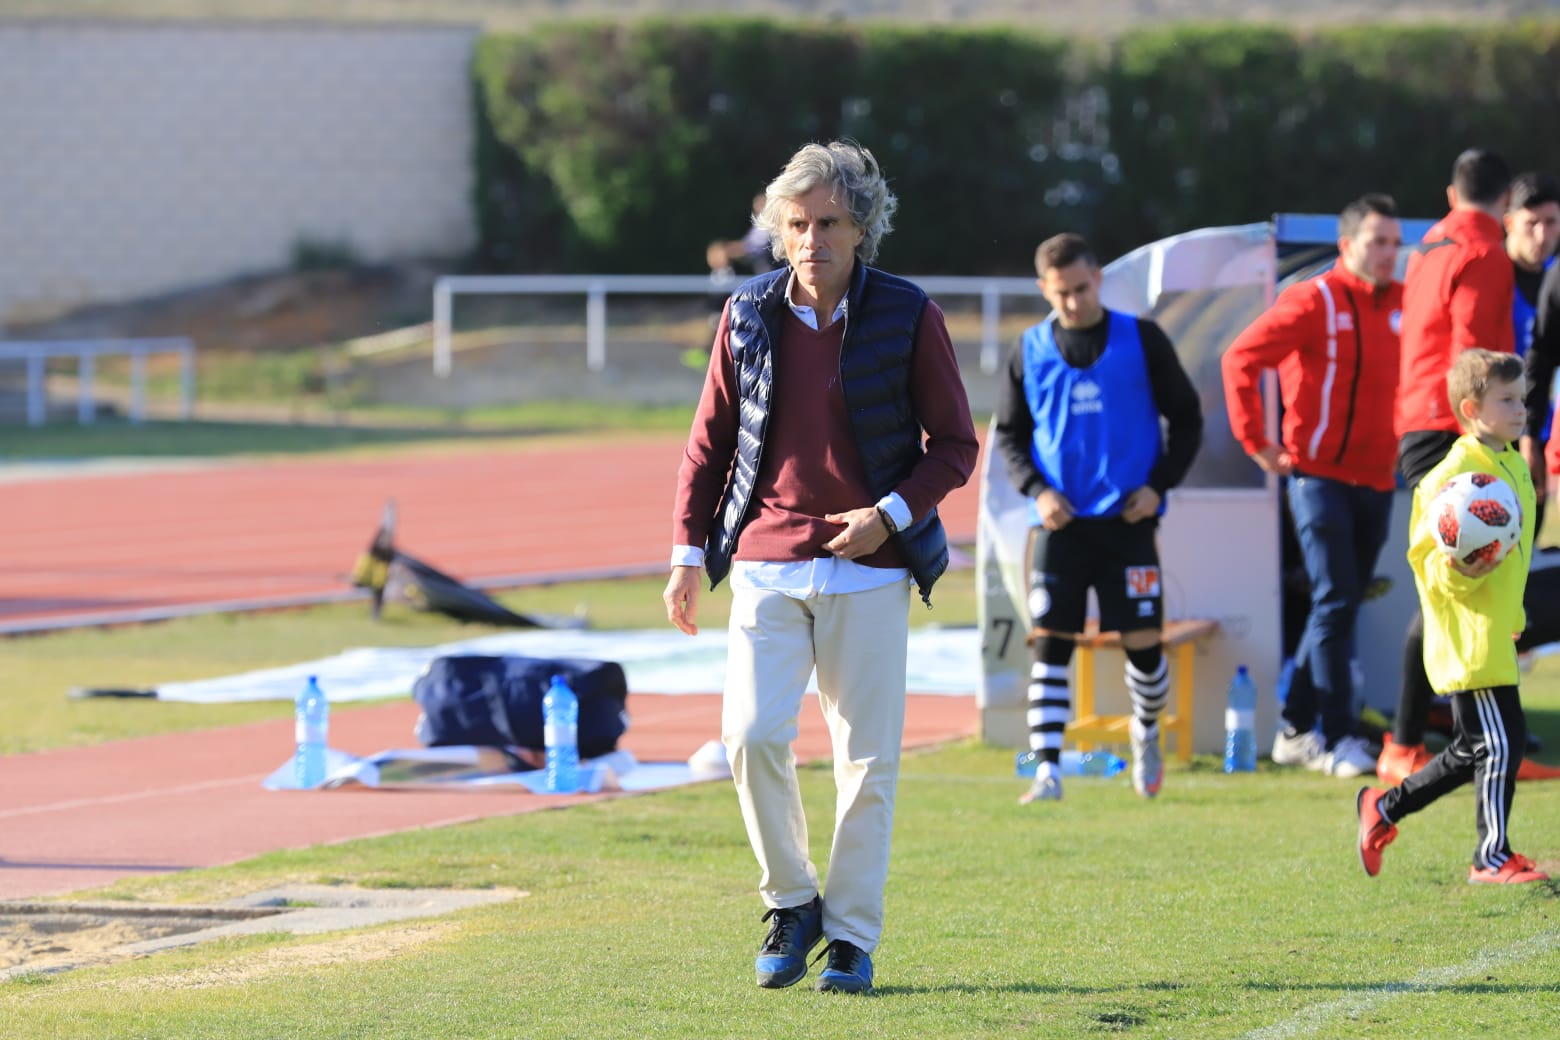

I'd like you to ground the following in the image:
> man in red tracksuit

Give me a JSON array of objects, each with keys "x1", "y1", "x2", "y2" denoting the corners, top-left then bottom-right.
[
  {"x1": 1395, "y1": 150, "x2": 1516, "y2": 477},
  {"x1": 1379, "y1": 148, "x2": 1514, "y2": 785},
  {"x1": 1223, "y1": 194, "x2": 1404, "y2": 777}
]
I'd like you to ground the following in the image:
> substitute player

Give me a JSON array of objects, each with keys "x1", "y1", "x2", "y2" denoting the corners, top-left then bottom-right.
[{"x1": 994, "y1": 232, "x2": 1203, "y2": 803}]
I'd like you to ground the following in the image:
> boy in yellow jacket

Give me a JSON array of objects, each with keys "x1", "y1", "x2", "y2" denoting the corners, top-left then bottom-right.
[{"x1": 1357, "y1": 349, "x2": 1549, "y2": 884}]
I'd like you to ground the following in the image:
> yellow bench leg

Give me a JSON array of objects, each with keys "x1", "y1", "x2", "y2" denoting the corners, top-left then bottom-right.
[
  {"x1": 1069, "y1": 641, "x2": 1197, "y2": 763},
  {"x1": 1073, "y1": 646, "x2": 1095, "y2": 751},
  {"x1": 1173, "y1": 642, "x2": 1195, "y2": 763}
]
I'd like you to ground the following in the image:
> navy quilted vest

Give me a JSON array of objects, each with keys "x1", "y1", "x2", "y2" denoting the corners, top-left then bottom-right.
[{"x1": 705, "y1": 262, "x2": 950, "y2": 604}]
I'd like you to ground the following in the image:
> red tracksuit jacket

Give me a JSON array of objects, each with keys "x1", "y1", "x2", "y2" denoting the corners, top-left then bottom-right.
[
  {"x1": 1223, "y1": 265, "x2": 1402, "y2": 491},
  {"x1": 1395, "y1": 209, "x2": 1514, "y2": 437}
]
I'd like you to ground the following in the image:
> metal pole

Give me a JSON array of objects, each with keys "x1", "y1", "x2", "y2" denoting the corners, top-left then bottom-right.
[
  {"x1": 433, "y1": 279, "x2": 453, "y2": 377},
  {"x1": 180, "y1": 341, "x2": 195, "y2": 419},
  {"x1": 980, "y1": 284, "x2": 1002, "y2": 374},
  {"x1": 130, "y1": 348, "x2": 146, "y2": 424},
  {"x1": 26, "y1": 352, "x2": 45, "y2": 426},
  {"x1": 586, "y1": 282, "x2": 607, "y2": 373},
  {"x1": 78, "y1": 350, "x2": 95, "y2": 425}
]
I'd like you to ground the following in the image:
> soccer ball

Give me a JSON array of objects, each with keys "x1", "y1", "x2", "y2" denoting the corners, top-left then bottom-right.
[{"x1": 1428, "y1": 471, "x2": 1523, "y2": 566}]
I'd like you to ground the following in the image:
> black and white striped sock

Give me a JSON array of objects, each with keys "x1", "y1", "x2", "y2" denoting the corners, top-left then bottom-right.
[
  {"x1": 1028, "y1": 637, "x2": 1073, "y2": 764},
  {"x1": 1125, "y1": 646, "x2": 1168, "y2": 729}
]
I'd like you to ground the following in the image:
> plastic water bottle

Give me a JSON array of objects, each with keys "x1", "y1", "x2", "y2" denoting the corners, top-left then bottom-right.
[
  {"x1": 1015, "y1": 749, "x2": 1127, "y2": 778},
  {"x1": 294, "y1": 674, "x2": 329, "y2": 789},
  {"x1": 1224, "y1": 665, "x2": 1258, "y2": 773},
  {"x1": 543, "y1": 674, "x2": 580, "y2": 794}
]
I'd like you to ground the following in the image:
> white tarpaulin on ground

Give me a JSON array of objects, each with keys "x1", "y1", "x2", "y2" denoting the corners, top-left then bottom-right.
[
  {"x1": 262, "y1": 745, "x2": 729, "y2": 794},
  {"x1": 156, "y1": 626, "x2": 981, "y2": 704}
]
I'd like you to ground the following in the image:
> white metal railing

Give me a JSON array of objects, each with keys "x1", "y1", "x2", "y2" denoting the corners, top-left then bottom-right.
[
  {"x1": 0, "y1": 338, "x2": 195, "y2": 426},
  {"x1": 431, "y1": 273, "x2": 1046, "y2": 378}
]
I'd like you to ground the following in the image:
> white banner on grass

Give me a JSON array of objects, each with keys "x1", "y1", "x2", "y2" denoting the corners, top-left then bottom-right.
[
  {"x1": 155, "y1": 626, "x2": 980, "y2": 704},
  {"x1": 261, "y1": 746, "x2": 719, "y2": 794}
]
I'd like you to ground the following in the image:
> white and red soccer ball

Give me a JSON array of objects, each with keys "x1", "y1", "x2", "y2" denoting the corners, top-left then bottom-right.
[{"x1": 1429, "y1": 471, "x2": 1523, "y2": 566}]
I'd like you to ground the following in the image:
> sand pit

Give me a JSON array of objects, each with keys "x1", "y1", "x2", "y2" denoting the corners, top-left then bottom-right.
[{"x1": 0, "y1": 885, "x2": 522, "y2": 979}]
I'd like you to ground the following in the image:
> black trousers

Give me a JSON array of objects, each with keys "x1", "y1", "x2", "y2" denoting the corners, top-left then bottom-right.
[{"x1": 1379, "y1": 684, "x2": 1527, "y2": 870}]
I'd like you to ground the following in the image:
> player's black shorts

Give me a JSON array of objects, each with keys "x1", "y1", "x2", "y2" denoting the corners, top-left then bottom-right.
[{"x1": 1028, "y1": 516, "x2": 1163, "y2": 635}]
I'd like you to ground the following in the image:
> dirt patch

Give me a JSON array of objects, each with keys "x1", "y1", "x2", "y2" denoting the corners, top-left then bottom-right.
[
  {"x1": 85, "y1": 920, "x2": 463, "y2": 992},
  {"x1": 0, "y1": 885, "x2": 523, "y2": 980},
  {"x1": 2, "y1": 916, "x2": 200, "y2": 974},
  {"x1": 0, "y1": 904, "x2": 285, "y2": 977}
]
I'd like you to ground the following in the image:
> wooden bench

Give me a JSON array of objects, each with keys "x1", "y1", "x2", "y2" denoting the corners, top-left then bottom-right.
[{"x1": 1037, "y1": 618, "x2": 1220, "y2": 763}]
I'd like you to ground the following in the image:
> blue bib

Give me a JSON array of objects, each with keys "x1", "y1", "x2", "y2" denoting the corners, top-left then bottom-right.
[{"x1": 1021, "y1": 310, "x2": 1162, "y2": 518}]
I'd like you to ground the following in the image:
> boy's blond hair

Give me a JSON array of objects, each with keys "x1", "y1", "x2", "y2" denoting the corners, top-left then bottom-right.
[{"x1": 1446, "y1": 348, "x2": 1524, "y2": 429}]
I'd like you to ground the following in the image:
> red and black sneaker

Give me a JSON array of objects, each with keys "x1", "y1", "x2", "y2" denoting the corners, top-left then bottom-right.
[
  {"x1": 1469, "y1": 854, "x2": 1549, "y2": 884},
  {"x1": 1356, "y1": 787, "x2": 1397, "y2": 878}
]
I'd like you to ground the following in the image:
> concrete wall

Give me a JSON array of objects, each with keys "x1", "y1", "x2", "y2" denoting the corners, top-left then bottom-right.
[{"x1": 0, "y1": 20, "x2": 479, "y2": 326}]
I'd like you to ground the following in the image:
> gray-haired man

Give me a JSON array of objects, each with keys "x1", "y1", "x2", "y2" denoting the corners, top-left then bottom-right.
[{"x1": 665, "y1": 140, "x2": 977, "y2": 994}]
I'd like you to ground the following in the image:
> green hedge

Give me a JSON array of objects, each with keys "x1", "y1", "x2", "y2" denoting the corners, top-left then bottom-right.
[{"x1": 473, "y1": 19, "x2": 1560, "y2": 274}]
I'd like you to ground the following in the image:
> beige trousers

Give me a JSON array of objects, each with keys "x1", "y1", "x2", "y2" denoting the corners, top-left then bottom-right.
[{"x1": 722, "y1": 581, "x2": 910, "y2": 953}]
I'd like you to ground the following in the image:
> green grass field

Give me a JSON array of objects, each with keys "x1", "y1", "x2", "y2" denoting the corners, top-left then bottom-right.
[
  {"x1": 4, "y1": 421, "x2": 1558, "y2": 1036},
  {"x1": 0, "y1": 405, "x2": 696, "y2": 462},
  {"x1": 4, "y1": 562, "x2": 1559, "y2": 1036}
]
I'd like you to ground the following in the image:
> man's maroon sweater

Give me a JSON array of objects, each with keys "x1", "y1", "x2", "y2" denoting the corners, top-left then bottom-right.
[{"x1": 674, "y1": 301, "x2": 978, "y2": 569}]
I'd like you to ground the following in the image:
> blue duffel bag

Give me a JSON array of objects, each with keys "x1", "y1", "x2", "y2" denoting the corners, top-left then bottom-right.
[{"x1": 411, "y1": 655, "x2": 629, "y2": 758}]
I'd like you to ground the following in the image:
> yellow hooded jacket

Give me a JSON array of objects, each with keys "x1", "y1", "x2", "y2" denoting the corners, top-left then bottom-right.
[{"x1": 1408, "y1": 436, "x2": 1536, "y2": 694}]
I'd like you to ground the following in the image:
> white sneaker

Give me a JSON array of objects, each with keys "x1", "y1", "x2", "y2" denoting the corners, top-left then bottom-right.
[
  {"x1": 1019, "y1": 762, "x2": 1063, "y2": 804},
  {"x1": 1130, "y1": 717, "x2": 1163, "y2": 798},
  {"x1": 1321, "y1": 736, "x2": 1378, "y2": 778},
  {"x1": 1271, "y1": 728, "x2": 1326, "y2": 769}
]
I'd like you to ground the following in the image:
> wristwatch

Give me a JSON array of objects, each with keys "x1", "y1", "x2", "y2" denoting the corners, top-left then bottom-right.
[{"x1": 876, "y1": 504, "x2": 899, "y2": 534}]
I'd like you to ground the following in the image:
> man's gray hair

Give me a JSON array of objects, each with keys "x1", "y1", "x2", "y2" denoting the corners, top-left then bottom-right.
[{"x1": 757, "y1": 140, "x2": 898, "y2": 263}]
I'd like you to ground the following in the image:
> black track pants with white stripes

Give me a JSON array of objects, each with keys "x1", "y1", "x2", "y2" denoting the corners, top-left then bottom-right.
[{"x1": 1378, "y1": 685, "x2": 1526, "y2": 871}]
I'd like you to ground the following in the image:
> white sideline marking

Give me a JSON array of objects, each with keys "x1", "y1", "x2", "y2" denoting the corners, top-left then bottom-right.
[
  {"x1": 0, "y1": 776, "x2": 259, "y2": 820},
  {"x1": 1240, "y1": 929, "x2": 1560, "y2": 1039}
]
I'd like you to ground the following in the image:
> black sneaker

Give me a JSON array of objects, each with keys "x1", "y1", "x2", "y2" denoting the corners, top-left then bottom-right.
[
  {"x1": 813, "y1": 938, "x2": 874, "y2": 994},
  {"x1": 754, "y1": 896, "x2": 823, "y2": 988}
]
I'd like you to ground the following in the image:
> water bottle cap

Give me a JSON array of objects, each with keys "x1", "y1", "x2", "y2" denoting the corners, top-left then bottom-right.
[
  {"x1": 1235, "y1": 665, "x2": 1248, "y2": 676},
  {"x1": 551, "y1": 674, "x2": 567, "y2": 686}
]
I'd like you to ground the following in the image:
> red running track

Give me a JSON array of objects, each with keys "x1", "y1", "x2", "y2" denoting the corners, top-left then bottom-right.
[
  {"x1": 0, "y1": 694, "x2": 977, "y2": 899},
  {"x1": 1, "y1": 433, "x2": 983, "y2": 633},
  {"x1": 1, "y1": 433, "x2": 983, "y2": 899}
]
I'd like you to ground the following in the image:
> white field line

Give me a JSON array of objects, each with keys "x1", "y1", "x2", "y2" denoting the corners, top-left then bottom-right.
[
  {"x1": 1240, "y1": 928, "x2": 1560, "y2": 1040},
  {"x1": 0, "y1": 775, "x2": 260, "y2": 820}
]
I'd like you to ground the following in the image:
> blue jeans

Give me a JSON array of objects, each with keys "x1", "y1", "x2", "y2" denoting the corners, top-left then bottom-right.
[{"x1": 1284, "y1": 473, "x2": 1393, "y2": 746}]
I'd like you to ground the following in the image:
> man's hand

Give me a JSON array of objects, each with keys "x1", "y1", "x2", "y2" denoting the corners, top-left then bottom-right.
[
  {"x1": 822, "y1": 507, "x2": 891, "y2": 560},
  {"x1": 1035, "y1": 488, "x2": 1075, "y2": 531},
  {"x1": 663, "y1": 566, "x2": 702, "y2": 635},
  {"x1": 1121, "y1": 486, "x2": 1162, "y2": 524},
  {"x1": 1520, "y1": 436, "x2": 1546, "y2": 502},
  {"x1": 1249, "y1": 445, "x2": 1295, "y2": 477}
]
